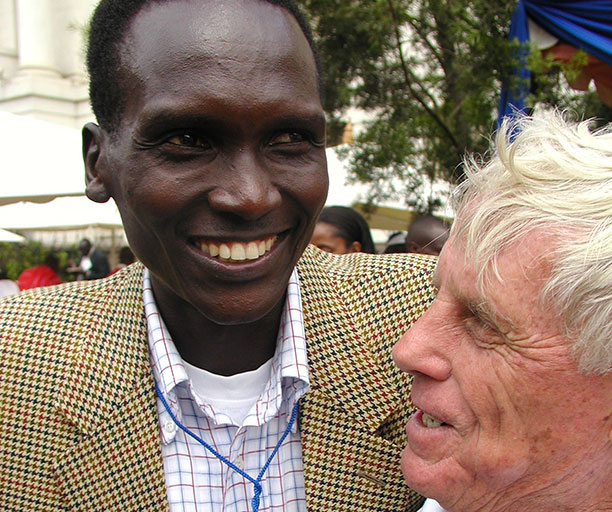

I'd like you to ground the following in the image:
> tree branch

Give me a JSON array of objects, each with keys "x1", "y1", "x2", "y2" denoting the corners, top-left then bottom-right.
[
  {"x1": 386, "y1": 0, "x2": 460, "y2": 152},
  {"x1": 403, "y1": 15, "x2": 445, "y2": 70}
]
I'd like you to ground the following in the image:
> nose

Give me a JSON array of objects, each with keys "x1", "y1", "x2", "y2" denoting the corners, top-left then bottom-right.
[
  {"x1": 207, "y1": 150, "x2": 282, "y2": 221},
  {"x1": 392, "y1": 301, "x2": 452, "y2": 381}
]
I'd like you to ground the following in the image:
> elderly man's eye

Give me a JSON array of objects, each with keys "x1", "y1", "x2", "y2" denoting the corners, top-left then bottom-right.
[{"x1": 167, "y1": 132, "x2": 211, "y2": 149}]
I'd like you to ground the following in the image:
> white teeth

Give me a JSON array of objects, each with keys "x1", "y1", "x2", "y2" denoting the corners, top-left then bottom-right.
[
  {"x1": 230, "y1": 243, "x2": 246, "y2": 261},
  {"x1": 422, "y1": 412, "x2": 443, "y2": 428},
  {"x1": 199, "y1": 236, "x2": 277, "y2": 262},
  {"x1": 246, "y1": 242, "x2": 259, "y2": 260},
  {"x1": 219, "y1": 244, "x2": 231, "y2": 260}
]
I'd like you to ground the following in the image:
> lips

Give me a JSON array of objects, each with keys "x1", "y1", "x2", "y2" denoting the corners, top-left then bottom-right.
[{"x1": 195, "y1": 235, "x2": 277, "y2": 262}]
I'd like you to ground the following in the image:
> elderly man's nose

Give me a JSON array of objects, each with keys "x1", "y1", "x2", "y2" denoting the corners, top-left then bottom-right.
[
  {"x1": 392, "y1": 307, "x2": 451, "y2": 381},
  {"x1": 208, "y1": 156, "x2": 282, "y2": 220}
]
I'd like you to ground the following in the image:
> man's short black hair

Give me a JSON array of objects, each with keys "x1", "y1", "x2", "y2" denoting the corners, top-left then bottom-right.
[{"x1": 86, "y1": 0, "x2": 321, "y2": 133}]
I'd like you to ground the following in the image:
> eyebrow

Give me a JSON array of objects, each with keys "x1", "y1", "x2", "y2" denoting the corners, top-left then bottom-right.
[
  {"x1": 467, "y1": 297, "x2": 519, "y2": 334},
  {"x1": 432, "y1": 267, "x2": 517, "y2": 332},
  {"x1": 467, "y1": 300, "x2": 497, "y2": 323}
]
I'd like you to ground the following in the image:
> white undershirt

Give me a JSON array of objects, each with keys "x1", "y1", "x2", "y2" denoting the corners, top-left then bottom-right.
[
  {"x1": 182, "y1": 358, "x2": 274, "y2": 426},
  {"x1": 418, "y1": 499, "x2": 446, "y2": 511}
]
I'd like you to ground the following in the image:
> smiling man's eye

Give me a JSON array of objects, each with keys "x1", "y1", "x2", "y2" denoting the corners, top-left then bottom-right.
[
  {"x1": 269, "y1": 131, "x2": 307, "y2": 145},
  {"x1": 167, "y1": 133, "x2": 211, "y2": 148}
]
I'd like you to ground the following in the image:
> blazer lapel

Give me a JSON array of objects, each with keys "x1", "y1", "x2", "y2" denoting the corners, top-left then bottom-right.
[
  {"x1": 300, "y1": 389, "x2": 419, "y2": 512},
  {"x1": 298, "y1": 247, "x2": 433, "y2": 512},
  {"x1": 54, "y1": 264, "x2": 168, "y2": 510},
  {"x1": 56, "y1": 374, "x2": 168, "y2": 510}
]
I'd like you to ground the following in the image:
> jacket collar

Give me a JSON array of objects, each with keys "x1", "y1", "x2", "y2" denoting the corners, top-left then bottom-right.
[{"x1": 297, "y1": 245, "x2": 404, "y2": 431}]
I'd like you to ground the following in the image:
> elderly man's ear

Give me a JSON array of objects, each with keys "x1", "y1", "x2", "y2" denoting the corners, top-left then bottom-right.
[{"x1": 83, "y1": 122, "x2": 112, "y2": 203}]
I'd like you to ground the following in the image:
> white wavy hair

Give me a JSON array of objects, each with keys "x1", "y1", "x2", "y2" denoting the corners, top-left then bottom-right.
[{"x1": 451, "y1": 110, "x2": 612, "y2": 375}]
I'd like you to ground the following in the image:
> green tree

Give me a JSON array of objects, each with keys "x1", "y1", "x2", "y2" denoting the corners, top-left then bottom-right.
[{"x1": 300, "y1": 0, "x2": 610, "y2": 213}]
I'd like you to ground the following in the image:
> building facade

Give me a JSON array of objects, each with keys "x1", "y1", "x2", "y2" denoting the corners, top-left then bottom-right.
[{"x1": 0, "y1": 0, "x2": 97, "y2": 128}]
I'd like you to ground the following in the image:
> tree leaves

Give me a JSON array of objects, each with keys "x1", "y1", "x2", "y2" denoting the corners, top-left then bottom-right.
[{"x1": 299, "y1": 0, "x2": 609, "y2": 214}]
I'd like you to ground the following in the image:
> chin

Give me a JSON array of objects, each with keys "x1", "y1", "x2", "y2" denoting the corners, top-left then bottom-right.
[{"x1": 400, "y1": 449, "x2": 455, "y2": 507}]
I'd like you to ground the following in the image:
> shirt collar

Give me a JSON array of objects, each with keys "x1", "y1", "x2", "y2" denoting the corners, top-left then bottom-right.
[
  {"x1": 144, "y1": 268, "x2": 309, "y2": 432},
  {"x1": 258, "y1": 268, "x2": 310, "y2": 426}
]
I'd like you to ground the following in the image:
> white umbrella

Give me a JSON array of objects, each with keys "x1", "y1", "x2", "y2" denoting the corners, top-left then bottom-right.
[
  {"x1": 0, "y1": 228, "x2": 24, "y2": 243},
  {"x1": 0, "y1": 196, "x2": 122, "y2": 231},
  {"x1": 0, "y1": 112, "x2": 86, "y2": 205},
  {"x1": 0, "y1": 196, "x2": 126, "y2": 255}
]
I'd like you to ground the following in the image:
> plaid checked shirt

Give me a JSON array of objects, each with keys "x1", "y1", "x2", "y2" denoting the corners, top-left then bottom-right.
[{"x1": 144, "y1": 268, "x2": 310, "y2": 512}]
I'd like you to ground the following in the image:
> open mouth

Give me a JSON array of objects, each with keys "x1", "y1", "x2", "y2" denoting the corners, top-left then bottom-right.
[
  {"x1": 192, "y1": 235, "x2": 278, "y2": 262},
  {"x1": 421, "y1": 411, "x2": 449, "y2": 428}
]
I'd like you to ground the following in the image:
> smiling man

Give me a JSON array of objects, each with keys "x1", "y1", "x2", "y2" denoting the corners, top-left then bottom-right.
[
  {"x1": 0, "y1": 1, "x2": 435, "y2": 511},
  {"x1": 394, "y1": 111, "x2": 612, "y2": 512}
]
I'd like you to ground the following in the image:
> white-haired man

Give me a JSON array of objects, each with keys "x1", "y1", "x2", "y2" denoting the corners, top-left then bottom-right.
[{"x1": 394, "y1": 111, "x2": 612, "y2": 512}]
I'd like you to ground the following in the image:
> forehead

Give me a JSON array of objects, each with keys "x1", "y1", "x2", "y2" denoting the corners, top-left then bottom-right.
[
  {"x1": 119, "y1": 0, "x2": 318, "y2": 98},
  {"x1": 314, "y1": 222, "x2": 342, "y2": 238},
  {"x1": 436, "y1": 232, "x2": 556, "y2": 325}
]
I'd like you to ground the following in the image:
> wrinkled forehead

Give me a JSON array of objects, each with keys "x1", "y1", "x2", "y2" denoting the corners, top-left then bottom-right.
[{"x1": 445, "y1": 221, "x2": 556, "y2": 295}]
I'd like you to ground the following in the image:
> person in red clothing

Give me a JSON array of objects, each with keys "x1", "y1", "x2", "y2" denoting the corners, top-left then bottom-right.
[{"x1": 17, "y1": 253, "x2": 62, "y2": 291}]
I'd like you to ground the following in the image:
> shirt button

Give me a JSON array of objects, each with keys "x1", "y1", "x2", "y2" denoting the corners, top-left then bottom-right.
[
  {"x1": 164, "y1": 420, "x2": 177, "y2": 433},
  {"x1": 233, "y1": 456, "x2": 245, "y2": 470}
]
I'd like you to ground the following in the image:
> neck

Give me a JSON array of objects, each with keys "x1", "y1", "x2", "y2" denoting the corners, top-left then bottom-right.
[
  {"x1": 151, "y1": 282, "x2": 284, "y2": 377},
  {"x1": 172, "y1": 316, "x2": 282, "y2": 376}
]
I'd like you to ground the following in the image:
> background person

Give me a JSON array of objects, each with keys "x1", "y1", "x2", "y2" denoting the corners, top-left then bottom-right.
[
  {"x1": 381, "y1": 231, "x2": 408, "y2": 254},
  {"x1": 66, "y1": 237, "x2": 110, "y2": 280},
  {"x1": 0, "y1": 1, "x2": 434, "y2": 510},
  {"x1": 311, "y1": 205, "x2": 376, "y2": 254},
  {"x1": 107, "y1": 245, "x2": 136, "y2": 276},
  {"x1": 394, "y1": 111, "x2": 612, "y2": 512},
  {"x1": 17, "y1": 252, "x2": 62, "y2": 290},
  {"x1": 405, "y1": 214, "x2": 449, "y2": 256}
]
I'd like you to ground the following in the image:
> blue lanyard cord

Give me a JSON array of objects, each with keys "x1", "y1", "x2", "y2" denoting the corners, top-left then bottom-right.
[{"x1": 154, "y1": 380, "x2": 300, "y2": 512}]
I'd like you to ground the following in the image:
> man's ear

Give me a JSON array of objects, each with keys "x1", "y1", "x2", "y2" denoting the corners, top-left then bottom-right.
[{"x1": 83, "y1": 122, "x2": 111, "y2": 203}]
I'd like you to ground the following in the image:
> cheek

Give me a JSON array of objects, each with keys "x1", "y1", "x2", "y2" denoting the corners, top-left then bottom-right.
[
  {"x1": 283, "y1": 168, "x2": 328, "y2": 244},
  {"x1": 126, "y1": 180, "x2": 182, "y2": 215},
  {"x1": 463, "y1": 363, "x2": 582, "y2": 482},
  {"x1": 453, "y1": 357, "x2": 535, "y2": 466},
  {"x1": 113, "y1": 160, "x2": 191, "y2": 224},
  {"x1": 291, "y1": 164, "x2": 328, "y2": 213}
]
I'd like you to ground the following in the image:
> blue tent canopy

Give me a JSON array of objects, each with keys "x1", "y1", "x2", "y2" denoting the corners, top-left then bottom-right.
[{"x1": 498, "y1": 0, "x2": 612, "y2": 126}]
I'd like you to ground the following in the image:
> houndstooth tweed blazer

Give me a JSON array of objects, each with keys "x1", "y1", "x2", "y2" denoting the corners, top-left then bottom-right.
[{"x1": 0, "y1": 245, "x2": 435, "y2": 511}]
